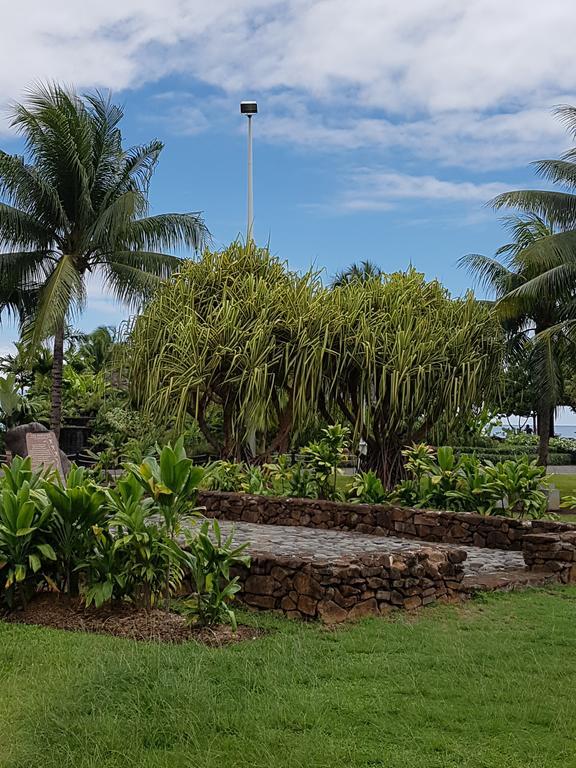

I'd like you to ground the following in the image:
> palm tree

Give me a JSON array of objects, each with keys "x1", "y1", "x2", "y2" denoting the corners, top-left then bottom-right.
[
  {"x1": 331, "y1": 260, "x2": 382, "y2": 287},
  {"x1": 67, "y1": 326, "x2": 116, "y2": 373},
  {"x1": 490, "y1": 106, "x2": 576, "y2": 272},
  {"x1": 460, "y1": 214, "x2": 569, "y2": 465},
  {"x1": 0, "y1": 84, "x2": 207, "y2": 438}
]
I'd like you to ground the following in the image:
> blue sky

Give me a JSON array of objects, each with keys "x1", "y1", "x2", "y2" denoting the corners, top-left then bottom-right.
[{"x1": 1, "y1": 1, "x2": 576, "y2": 425}]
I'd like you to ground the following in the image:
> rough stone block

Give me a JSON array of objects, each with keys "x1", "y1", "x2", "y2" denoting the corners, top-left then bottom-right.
[
  {"x1": 244, "y1": 594, "x2": 277, "y2": 609},
  {"x1": 347, "y1": 599, "x2": 378, "y2": 619},
  {"x1": 297, "y1": 594, "x2": 318, "y2": 616},
  {"x1": 317, "y1": 600, "x2": 348, "y2": 624}
]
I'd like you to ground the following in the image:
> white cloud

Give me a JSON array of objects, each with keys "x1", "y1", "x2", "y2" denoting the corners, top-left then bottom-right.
[
  {"x1": 256, "y1": 103, "x2": 569, "y2": 169},
  {"x1": 0, "y1": 1, "x2": 575, "y2": 171},
  {"x1": 337, "y1": 170, "x2": 511, "y2": 211}
]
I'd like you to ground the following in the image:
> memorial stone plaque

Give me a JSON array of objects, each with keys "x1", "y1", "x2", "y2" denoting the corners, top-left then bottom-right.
[{"x1": 26, "y1": 431, "x2": 64, "y2": 478}]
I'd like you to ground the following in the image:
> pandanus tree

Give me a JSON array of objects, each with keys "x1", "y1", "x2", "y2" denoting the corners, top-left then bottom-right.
[
  {"x1": 460, "y1": 214, "x2": 571, "y2": 465},
  {"x1": 0, "y1": 84, "x2": 207, "y2": 438},
  {"x1": 127, "y1": 248, "x2": 501, "y2": 484},
  {"x1": 126, "y1": 242, "x2": 323, "y2": 459},
  {"x1": 318, "y1": 270, "x2": 502, "y2": 487}
]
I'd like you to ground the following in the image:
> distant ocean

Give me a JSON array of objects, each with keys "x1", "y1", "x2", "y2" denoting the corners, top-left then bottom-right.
[
  {"x1": 496, "y1": 424, "x2": 576, "y2": 438},
  {"x1": 554, "y1": 426, "x2": 576, "y2": 438}
]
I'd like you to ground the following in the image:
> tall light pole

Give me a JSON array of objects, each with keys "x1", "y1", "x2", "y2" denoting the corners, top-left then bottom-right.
[{"x1": 240, "y1": 101, "x2": 257, "y2": 243}]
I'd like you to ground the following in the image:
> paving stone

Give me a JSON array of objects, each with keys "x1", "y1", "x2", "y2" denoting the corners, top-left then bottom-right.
[{"x1": 185, "y1": 519, "x2": 527, "y2": 583}]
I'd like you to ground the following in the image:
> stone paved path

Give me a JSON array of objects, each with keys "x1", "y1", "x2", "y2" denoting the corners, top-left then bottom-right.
[{"x1": 192, "y1": 520, "x2": 526, "y2": 579}]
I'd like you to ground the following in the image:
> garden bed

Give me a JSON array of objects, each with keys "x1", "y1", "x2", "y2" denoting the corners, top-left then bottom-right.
[{"x1": 1, "y1": 594, "x2": 264, "y2": 646}]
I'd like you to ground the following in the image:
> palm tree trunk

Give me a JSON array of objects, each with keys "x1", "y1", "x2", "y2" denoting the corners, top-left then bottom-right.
[
  {"x1": 50, "y1": 322, "x2": 65, "y2": 440},
  {"x1": 537, "y1": 406, "x2": 551, "y2": 466},
  {"x1": 549, "y1": 407, "x2": 555, "y2": 438}
]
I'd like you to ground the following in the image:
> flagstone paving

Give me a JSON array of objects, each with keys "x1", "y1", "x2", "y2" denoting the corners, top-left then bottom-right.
[{"x1": 190, "y1": 519, "x2": 532, "y2": 586}]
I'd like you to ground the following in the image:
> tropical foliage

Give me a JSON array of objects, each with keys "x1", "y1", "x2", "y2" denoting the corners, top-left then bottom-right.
[
  {"x1": 393, "y1": 444, "x2": 549, "y2": 519},
  {"x1": 460, "y1": 213, "x2": 573, "y2": 465},
  {"x1": 200, "y1": 429, "x2": 552, "y2": 519},
  {"x1": 126, "y1": 242, "x2": 322, "y2": 460},
  {"x1": 0, "y1": 444, "x2": 247, "y2": 624},
  {"x1": 180, "y1": 519, "x2": 250, "y2": 629},
  {"x1": 0, "y1": 84, "x2": 207, "y2": 436},
  {"x1": 127, "y1": 245, "x2": 502, "y2": 486}
]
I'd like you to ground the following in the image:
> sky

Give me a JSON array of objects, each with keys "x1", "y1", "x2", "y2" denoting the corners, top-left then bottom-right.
[{"x1": 1, "y1": 1, "x2": 576, "y2": 416}]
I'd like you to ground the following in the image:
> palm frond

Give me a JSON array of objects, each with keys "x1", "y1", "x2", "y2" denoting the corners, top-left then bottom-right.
[
  {"x1": 120, "y1": 213, "x2": 209, "y2": 254},
  {"x1": 457, "y1": 253, "x2": 517, "y2": 296},
  {"x1": 0, "y1": 202, "x2": 54, "y2": 248},
  {"x1": 100, "y1": 261, "x2": 167, "y2": 308},
  {"x1": 491, "y1": 190, "x2": 576, "y2": 229},
  {"x1": 23, "y1": 253, "x2": 85, "y2": 346},
  {"x1": 0, "y1": 152, "x2": 68, "y2": 232},
  {"x1": 531, "y1": 159, "x2": 576, "y2": 190}
]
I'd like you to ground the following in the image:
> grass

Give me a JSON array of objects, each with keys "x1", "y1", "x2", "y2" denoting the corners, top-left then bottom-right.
[
  {"x1": 1, "y1": 588, "x2": 576, "y2": 767},
  {"x1": 549, "y1": 473, "x2": 576, "y2": 500}
]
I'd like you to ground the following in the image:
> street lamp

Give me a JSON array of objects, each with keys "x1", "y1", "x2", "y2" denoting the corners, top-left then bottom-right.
[{"x1": 240, "y1": 101, "x2": 257, "y2": 243}]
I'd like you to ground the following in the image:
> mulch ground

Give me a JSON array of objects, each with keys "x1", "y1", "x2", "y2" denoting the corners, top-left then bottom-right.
[{"x1": 1, "y1": 594, "x2": 265, "y2": 646}]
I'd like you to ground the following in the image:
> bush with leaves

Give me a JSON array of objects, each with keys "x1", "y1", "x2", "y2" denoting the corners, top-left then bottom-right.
[
  {"x1": 204, "y1": 460, "x2": 246, "y2": 492},
  {"x1": 301, "y1": 424, "x2": 350, "y2": 500},
  {"x1": 348, "y1": 471, "x2": 389, "y2": 505},
  {"x1": 241, "y1": 466, "x2": 272, "y2": 496},
  {"x1": 392, "y1": 444, "x2": 549, "y2": 518},
  {"x1": 43, "y1": 465, "x2": 107, "y2": 595},
  {"x1": 81, "y1": 474, "x2": 183, "y2": 610},
  {"x1": 0, "y1": 458, "x2": 56, "y2": 607},
  {"x1": 127, "y1": 436, "x2": 204, "y2": 536},
  {"x1": 180, "y1": 519, "x2": 250, "y2": 629}
]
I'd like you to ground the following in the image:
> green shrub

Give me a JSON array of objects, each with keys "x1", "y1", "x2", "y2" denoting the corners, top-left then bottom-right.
[
  {"x1": 241, "y1": 466, "x2": 271, "y2": 496},
  {"x1": 83, "y1": 485, "x2": 183, "y2": 611},
  {"x1": 204, "y1": 460, "x2": 246, "y2": 492},
  {"x1": 301, "y1": 424, "x2": 350, "y2": 500},
  {"x1": 483, "y1": 459, "x2": 549, "y2": 519},
  {"x1": 43, "y1": 465, "x2": 107, "y2": 595},
  {"x1": 393, "y1": 444, "x2": 549, "y2": 518},
  {"x1": 348, "y1": 471, "x2": 389, "y2": 504},
  {"x1": 79, "y1": 527, "x2": 129, "y2": 608},
  {"x1": 180, "y1": 519, "x2": 250, "y2": 630},
  {"x1": 0, "y1": 437, "x2": 250, "y2": 623},
  {"x1": 1, "y1": 454, "x2": 48, "y2": 492},
  {"x1": 0, "y1": 469, "x2": 56, "y2": 608},
  {"x1": 127, "y1": 436, "x2": 204, "y2": 535}
]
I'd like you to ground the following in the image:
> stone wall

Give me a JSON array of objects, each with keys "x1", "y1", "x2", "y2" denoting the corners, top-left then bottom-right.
[
  {"x1": 236, "y1": 547, "x2": 466, "y2": 623},
  {"x1": 522, "y1": 531, "x2": 576, "y2": 582},
  {"x1": 198, "y1": 491, "x2": 576, "y2": 551}
]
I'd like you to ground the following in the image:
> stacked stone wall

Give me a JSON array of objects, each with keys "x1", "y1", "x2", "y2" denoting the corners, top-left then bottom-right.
[
  {"x1": 199, "y1": 491, "x2": 576, "y2": 551},
  {"x1": 522, "y1": 531, "x2": 576, "y2": 582},
  {"x1": 236, "y1": 547, "x2": 465, "y2": 622}
]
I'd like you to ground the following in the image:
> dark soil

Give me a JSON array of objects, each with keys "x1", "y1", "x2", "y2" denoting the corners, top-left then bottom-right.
[{"x1": 1, "y1": 594, "x2": 265, "y2": 646}]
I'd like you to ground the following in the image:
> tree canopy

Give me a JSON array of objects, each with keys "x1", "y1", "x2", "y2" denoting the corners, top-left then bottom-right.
[{"x1": 127, "y1": 244, "x2": 502, "y2": 484}]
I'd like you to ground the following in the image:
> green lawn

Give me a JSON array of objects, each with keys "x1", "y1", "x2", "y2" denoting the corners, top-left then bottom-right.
[
  {"x1": 550, "y1": 473, "x2": 576, "y2": 500},
  {"x1": 1, "y1": 588, "x2": 576, "y2": 767}
]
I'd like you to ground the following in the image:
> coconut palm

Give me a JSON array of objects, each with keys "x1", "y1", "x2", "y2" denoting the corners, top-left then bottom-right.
[
  {"x1": 0, "y1": 84, "x2": 207, "y2": 437},
  {"x1": 490, "y1": 106, "x2": 576, "y2": 276},
  {"x1": 331, "y1": 259, "x2": 382, "y2": 287},
  {"x1": 481, "y1": 107, "x2": 576, "y2": 462},
  {"x1": 67, "y1": 326, "x2": 116, "y2": 373},
  {"x1": 460, "y1": 214, "x2": 570, "y2": 465}
]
